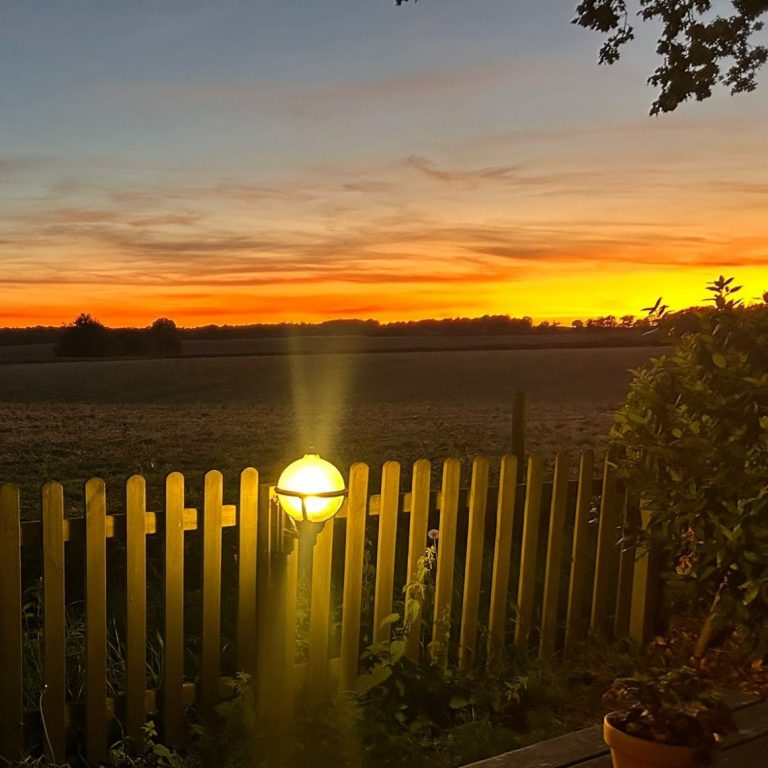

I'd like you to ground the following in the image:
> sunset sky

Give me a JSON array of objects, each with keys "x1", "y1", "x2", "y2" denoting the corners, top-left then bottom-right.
[{"x1": 2, "y1": 0, "x2": 767, "y2": 327}]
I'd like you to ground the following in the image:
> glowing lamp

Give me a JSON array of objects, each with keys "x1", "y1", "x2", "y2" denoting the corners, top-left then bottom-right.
[{"x1": 275, "y1": 453, "x2": 346, "y2": 525}]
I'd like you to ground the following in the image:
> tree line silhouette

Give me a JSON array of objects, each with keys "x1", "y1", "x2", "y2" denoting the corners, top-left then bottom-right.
[
  {"x1": 0, "y1": 310, "x2": 712, "y2": 358},
  {"x1": 54, "y1": 314, "x2": 182, "y2": 357}
]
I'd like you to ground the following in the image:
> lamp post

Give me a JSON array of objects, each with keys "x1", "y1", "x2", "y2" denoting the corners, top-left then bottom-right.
[
  {"x1": 275, "y1": 452, "x2": 347, "y2": 544},
  {"x1": 255, "y1": 453, "x2": 346, "y2": 728}
]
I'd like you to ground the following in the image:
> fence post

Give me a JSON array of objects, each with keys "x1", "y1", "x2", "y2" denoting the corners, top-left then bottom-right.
[
  {"x1": 0, "y1": 484, "x2": 23, "y2": 762},
  {"x1": 511, "y1": 391, "x2": 527, "y2": 482}
]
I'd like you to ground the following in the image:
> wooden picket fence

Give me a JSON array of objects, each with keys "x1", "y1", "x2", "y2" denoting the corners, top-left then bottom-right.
[{"x1": 0, "y1": 450, "x2": 657, "y2": 764}]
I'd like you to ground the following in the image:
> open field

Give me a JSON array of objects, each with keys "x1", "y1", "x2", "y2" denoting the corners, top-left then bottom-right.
[
  {"x1": 0, "y1": 328, "x2": 659, "y2": 363},
  {"x1": 0, "y1": 345, "x2": 660, "y2": 516}
]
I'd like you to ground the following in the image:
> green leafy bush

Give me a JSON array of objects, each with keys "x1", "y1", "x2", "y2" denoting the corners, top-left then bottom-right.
[{"x1": 611, "y1": 277, "x2": 768, "y2": 651}]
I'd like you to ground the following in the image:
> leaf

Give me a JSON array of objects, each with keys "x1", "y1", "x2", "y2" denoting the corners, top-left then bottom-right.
[
  {"x1": 712, "y1": 352, "x2": 727, "y2": 368},
  {"x1": 449, "y1": 694, "x2": 470, "y2": 709},
  {"x1": 389, "y1": 640, "x2": 406, "y2": 664},
  {"x1": 379, "y1": 612, "x2": 401, "y2": 628},
  {"x1": 355, "y1": 663, "x2": 393, "y2": 695},
  {"x1": 743, "y1": 582, "x2": 760, "y2": 606}
]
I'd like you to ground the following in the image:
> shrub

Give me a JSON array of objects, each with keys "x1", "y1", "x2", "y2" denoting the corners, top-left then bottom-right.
[
  {"x1": 603, "y1": 666, "x2": 736, "y2": 761},
  {"x1": 610, "y1": 277, "x2": 768, "y2": 652}
]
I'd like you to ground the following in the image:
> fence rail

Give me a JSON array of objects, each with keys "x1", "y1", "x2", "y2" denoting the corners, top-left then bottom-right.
[{"x1": 0, "y1": 451, "x2": 656, "y2": 763}]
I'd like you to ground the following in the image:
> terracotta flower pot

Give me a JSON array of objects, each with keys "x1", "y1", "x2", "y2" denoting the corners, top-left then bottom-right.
[{"x1": 603, "y1": 715, "x2": 701, "y2": 768}]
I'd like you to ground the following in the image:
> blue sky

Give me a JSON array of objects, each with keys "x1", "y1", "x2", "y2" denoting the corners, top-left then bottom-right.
[{"x1": 2, "y1": 1, "x2": 767, "y2": 325}]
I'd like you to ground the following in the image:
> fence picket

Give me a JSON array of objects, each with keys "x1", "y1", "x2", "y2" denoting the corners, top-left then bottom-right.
[
  {"x1": 0, "y1": 484, "x2": 23, "y2": 761},
  {"x1": 373, "y1": 461, "x2": 400, "y2": 643},
  {"x1": 629, "y1": 502, "x2": 660, "y2": 645},
  {"x1": 431, "y1": 458, "x2": 460, "y2": 666},
  {"x1": 515, "y1": 454, "x2": 544, "y2": 648},
  {"x1": 200, "y1": 471, "x2": 224, "y2": 721},
  {"x1": 284, "y1": 532, "x2": 299, "y2": 703},
  {"x1": 85, "y1": 478, "x2": 108, "y2": 763},
  {"x1": 539, "y1": 453, "x2": 570, "y2": 659},
  {"x1": 564, "y1": 450, "x2": 595, "y2": 655},
  {"x1": 237, "y1": 468, "x2": 259, "y2": 675},
  {"x1": 591, "y1": 452, "x2": 620, "y2": 638},
  {"x1": 163, "y1": 472, "x2": 186, "y2": 745},
  {"x1": 126, "y1": 475, "x2": 148, "y2": 746},
  {"x1": 487, "y1": 455, "x2": 518, "y2": 674},
  {"x1": 404, "y1": 459, "x2": 431, "y2": 662},
  {"x1": 459, "y1": 456, "x2": 490, "y2": 669},
  {"x1": 340, "y1": 463, "x2": 370, "y2": 690},
  {"x1": 255, "y1": 484, "x2": 273, "y2": 720},
  {"x1": 613, "y1": 488, "x2": 636, "y2": 638},
  {"x1": 42, "y1": 482, "x2": 67, "y2": 762},
  {"x1": 308, "y1": 517, "x2": 334, "y2": 699}
]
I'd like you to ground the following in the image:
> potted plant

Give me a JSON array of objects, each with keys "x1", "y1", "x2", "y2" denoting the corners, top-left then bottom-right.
[{"x1": 602, "y1": 667, "x2": 736, "y2": 767}]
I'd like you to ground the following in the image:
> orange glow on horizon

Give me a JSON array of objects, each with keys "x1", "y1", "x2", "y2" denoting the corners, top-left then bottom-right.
[{"x1": 3, "y1": 264, "x2": 766, "y2": 329}]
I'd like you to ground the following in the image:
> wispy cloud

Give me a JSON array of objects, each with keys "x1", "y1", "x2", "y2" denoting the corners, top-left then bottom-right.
[
  {"x1": 406, "y1": 155, "x2": 522, "y2": 184},
  {"x1": 3, "y1": 208, "x2": 767, "y2": 294},
  {"x1": 105, "y1": 59, "x2": 520, "y2": 124}
]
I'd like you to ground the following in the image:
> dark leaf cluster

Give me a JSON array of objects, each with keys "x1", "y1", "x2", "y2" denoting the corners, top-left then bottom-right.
[
  {"x1": 573, "y1": 1, "x2": 768, "y2": 113},
  {"x1": 604, "y1": 667, "x2": 736, "y2": 760}
]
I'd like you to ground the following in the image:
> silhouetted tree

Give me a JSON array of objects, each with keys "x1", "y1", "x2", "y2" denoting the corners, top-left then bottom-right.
[
  {"x1": 56, "y1": 313, "x2": 110, "y2": 357},
  {"x1": 396, "y1": 1, "x2": 768, "y2": 114},
  {"x1": 586, "y1": 314, "x2": 619, "y2": 328},
  {"x1": 54, "y1": 314, "x2": 182, "y2": 357},
  {"x1": 150, "y1": 317, "x2": 182, "y2": 355},
  {"x1": 0, "y1": 326, "x2": 59, "y2": 345}
]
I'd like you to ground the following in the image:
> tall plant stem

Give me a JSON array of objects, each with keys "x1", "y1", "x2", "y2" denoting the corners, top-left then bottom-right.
[{"x1": 693, "y1": 579, "x2": 726, "y2": 660}]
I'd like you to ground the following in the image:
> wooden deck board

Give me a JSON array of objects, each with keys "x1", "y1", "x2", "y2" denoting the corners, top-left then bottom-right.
[
  {"x1": 461, "y1": 697, "x2": 768, "y2": 768},
  {"x1": 461, "y1": 725, "x2": 606, "y2": 768}
]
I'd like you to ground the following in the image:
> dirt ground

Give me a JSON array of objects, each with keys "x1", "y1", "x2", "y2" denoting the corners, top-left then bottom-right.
[{"x1": 0, "y1": 345, "x2": 658, "y2": 516}]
